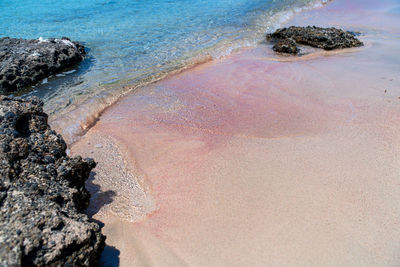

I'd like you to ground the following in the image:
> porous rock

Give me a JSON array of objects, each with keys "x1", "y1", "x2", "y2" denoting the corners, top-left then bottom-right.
[
  {"x1": 0, "y1": 37, "x2": 85, "y2": 94},
  {"x1": 267, "y1": 26, "x2": 363, "y2": 54},
  {"x1": 0, "y1": 96, "x2": 105, "y2": 266},
  {"x1": 272, "y1": 38, "x2": 299, "y2": 54}
]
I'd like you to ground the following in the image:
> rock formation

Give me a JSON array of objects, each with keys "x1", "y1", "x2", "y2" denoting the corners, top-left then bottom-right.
[
  {"x1": 272, "y1": 38, "x2": 299, "y2": 55},
  {"x1": 267, "y1": 26, "x2": 363, "y2": 54},
  {"x1": 0, "y1": 37, "x2": 85, "y2": 94},
  {"x1": 0, "y1": 96, "x2": 105, "y2": 266}
]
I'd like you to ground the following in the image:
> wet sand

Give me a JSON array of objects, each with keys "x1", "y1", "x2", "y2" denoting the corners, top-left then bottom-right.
[{"x1": 71, "y1": 0, "x2": 400, "y2": 266}]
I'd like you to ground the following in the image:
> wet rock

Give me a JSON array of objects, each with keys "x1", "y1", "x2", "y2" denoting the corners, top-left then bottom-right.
[
  {"x1": 272, "y1": 38, "x2": 299, "y2": 54},
  {"x1": 267, "y1": 26, "x2": 363, "y2": 54},
  {"x1": 0, "y1": 37, "x2": 86, "y2": 94},
  {"x1": 0, "y1": 96, "x2": 105, "y2": 266}
]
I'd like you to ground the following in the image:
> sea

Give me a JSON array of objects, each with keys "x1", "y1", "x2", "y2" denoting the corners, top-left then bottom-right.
[{"x1": 0, "y1": 0, "x2": 329, "y2": 139}]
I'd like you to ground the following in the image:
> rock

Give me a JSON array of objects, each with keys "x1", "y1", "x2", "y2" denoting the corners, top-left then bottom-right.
[
  {"x1": 267, "y1": 26, "x2": 363, "y2": 54},
  {"x1": 0, "y1": 37, "x2": 86, "y2": 94},
  {"x1": 0, "y1": 96, "x2": 105, "y2": 266},
  {"x1": 272, "y1": 38, "x2": 299, "y2": 54}
]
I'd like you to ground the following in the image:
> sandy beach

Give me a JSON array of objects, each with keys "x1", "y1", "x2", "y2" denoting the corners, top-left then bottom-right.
[{"x1": 71, "y1": 0, "x2": 400, "y2": 265}]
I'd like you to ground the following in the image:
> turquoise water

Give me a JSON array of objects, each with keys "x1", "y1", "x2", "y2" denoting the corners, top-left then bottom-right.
[{"x1": 0, "y1": 0, "x2": 327, "y2": 119}]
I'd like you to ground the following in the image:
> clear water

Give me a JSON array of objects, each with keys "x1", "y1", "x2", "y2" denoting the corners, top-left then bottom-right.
[{"x1": 0, "y1": 0, "x2": 328, "y2": 124}]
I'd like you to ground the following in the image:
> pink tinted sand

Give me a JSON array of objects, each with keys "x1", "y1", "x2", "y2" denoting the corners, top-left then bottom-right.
[{"x1": 71, "y1": 0, "x2": 400, "y2": 266}]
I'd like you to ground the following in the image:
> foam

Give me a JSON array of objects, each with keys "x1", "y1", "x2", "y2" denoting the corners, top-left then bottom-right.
[
  {"x1": 59, "y1": 39, "x2": 75, "y2": 47},
  {"x1": 63, "y1": 69, "x2": 76, "y2": 75},
  {"x1": 37, "y1": 37, "x2": 48, "y2": 43}
]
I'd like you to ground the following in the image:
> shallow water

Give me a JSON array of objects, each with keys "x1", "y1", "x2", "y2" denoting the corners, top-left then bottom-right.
[{"x1": 1, "y1": 0, "x2": 328, "y2": 138}]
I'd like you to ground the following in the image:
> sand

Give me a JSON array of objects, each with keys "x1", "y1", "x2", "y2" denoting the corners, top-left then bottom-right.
[{"x1": 70, "y1": 0, "x2": 400, "y2": 265}]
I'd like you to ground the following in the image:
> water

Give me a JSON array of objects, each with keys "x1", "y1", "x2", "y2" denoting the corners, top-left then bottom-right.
[{"x1": 0, "y1": 0, "x2": 328, "y2": 138}]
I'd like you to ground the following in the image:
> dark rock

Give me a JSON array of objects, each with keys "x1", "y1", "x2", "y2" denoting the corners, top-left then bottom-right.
[
  {"x1": 267, "y1": 26, "x2": 363, "y2": 54},
  {"x1": 272, "y1": 38, "x2": 299, "y2": 54},
  {"x1": 0, "y1": 37, "x2": 86, "y2": 94},
  {"x1": 0, "y1": 96, "x2": 105, "y2": 266}
]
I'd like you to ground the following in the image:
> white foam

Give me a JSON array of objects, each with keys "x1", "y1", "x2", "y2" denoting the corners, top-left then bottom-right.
[
  {"x1": 63, "y1": 69, "x2": 76, "y2": 75},
  {"x1": 60, "y1": 39, "x2": 75, "y2": 47},
  {"x1": 258, "y1": 0, "x2": 333, "y2": 34},
  {"x1": 38, "y1": 37, "x2": 48, "y2": 43},
  {"x1": 41, "y1": 78, "x2": 48, "y2": 84},
  {"x1": 206, "y1": 0, "x2": 333, "y2": 61}
]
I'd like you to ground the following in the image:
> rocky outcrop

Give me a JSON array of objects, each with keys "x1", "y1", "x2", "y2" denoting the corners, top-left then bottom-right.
[
  {"x1": 0, "y1": 37, "x2": 85, "y2": 94},
  {"x1": 267, "y1": 26, "x2": 363, "y2": 54},
  {"x1": 272, "y1": 38, "x2": 299, "y2": 54},
  {"x1": 0, "y1": 96, "x2": 105, "y2": 266}
]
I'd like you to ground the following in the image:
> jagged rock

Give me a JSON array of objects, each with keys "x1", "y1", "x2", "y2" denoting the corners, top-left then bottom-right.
[
  {"x1": 0, "y1": 96, "x2": 105, "y2": 266},
  {"x1": 267, "y1": 26, "x2": 363, "y2": 54},
  {"x1": 0, "y1": 37, "x2": 85, "y2": 94}
]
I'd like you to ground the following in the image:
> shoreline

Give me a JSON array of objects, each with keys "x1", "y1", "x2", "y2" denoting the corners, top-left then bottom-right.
[
  {"x1": 73, "y1": 0, "x2": 400, "y2": 266},
  {"x1": 49, "y1": 0, "x2": 333, "y2": 145}
]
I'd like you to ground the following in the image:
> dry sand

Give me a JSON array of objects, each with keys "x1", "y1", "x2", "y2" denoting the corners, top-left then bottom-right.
[{"x1": 71, "y1": 0, "x2": 400, "y2": 265}]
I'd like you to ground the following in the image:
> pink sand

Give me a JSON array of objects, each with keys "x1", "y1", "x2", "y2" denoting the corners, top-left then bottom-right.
[{"x1": 71, "y1": 0, "x2": 400, "y2": 265}]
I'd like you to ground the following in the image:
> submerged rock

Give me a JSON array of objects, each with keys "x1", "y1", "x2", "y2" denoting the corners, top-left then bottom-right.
[
  {"x1": 0, "y1": 96, "x2": 105, "y2": 266},
  {"x1": 267, "y1": 26, "x2": 363, "y2": 54},
  {"x1": 0, "y1": 37, "x2": 85, "y2": 94}
]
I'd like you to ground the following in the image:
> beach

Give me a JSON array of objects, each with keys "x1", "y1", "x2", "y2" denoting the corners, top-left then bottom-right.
[{"x1": 70, "y1": 0, "x2": 400, "y2": 266}]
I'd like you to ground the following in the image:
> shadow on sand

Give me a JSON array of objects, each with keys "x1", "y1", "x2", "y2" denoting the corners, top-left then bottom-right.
[
  {"x1": 85, "y1": 171, "x2": 121, "y2": 266},
  {"x1": 85, "y1": 171, "x2": 116, "y2": 217},
  {"x1": 99, "y1": 245, "x2": 120, "y2": 267}
]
